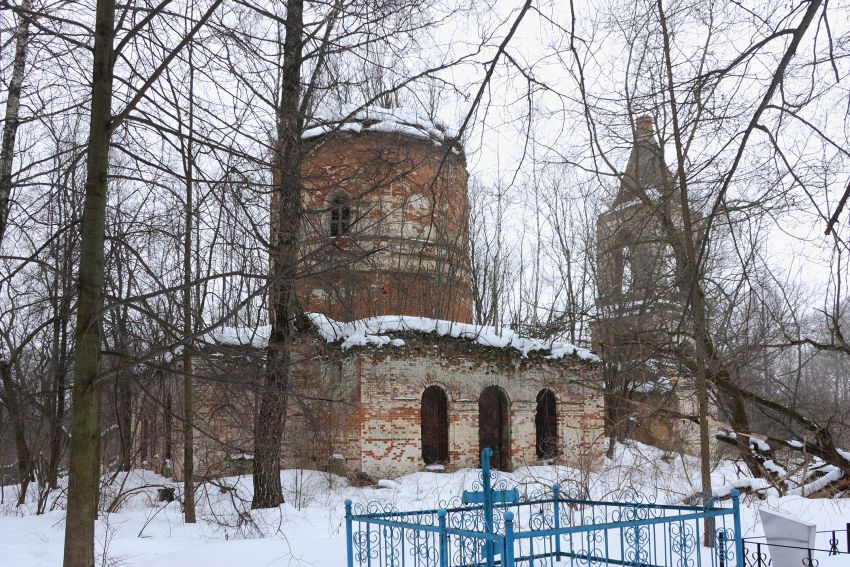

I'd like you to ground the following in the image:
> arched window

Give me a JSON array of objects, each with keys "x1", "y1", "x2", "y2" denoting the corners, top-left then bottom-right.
[
  {"x1": 479, "y1": 386, "x2": 510, "y2": 470},
  {"x1": 210, "y1": 403, "x2": 240, "y2": 443},
  {"x1": 421, "y1": 386, "x2": 449, "y2": 464},
  {"x1": 328, "y1": 193, "x2": 351, "y2": 237},
  {"x1": 662, "y1": 244, "x2": 676, "y2": 286},
  {"x1": 535, "y1": 389, "x2": 557, "y2": 459},
  {"x1": 620, "y1": 246, "x2": 634, "y2": 295}
]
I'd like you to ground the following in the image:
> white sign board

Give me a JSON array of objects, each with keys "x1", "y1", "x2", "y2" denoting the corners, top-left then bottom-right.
[{"x1": 759, "y1": 508, "x2": 817, "y2": 567}]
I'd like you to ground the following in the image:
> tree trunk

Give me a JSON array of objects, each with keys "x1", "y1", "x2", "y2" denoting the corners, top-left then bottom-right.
[
  {"x1": 0, "y1": 359, "x2": 32, "y2": 506},
  {"x1": 62, "y1": 0, "x2": 114, "y2": 563},
  {"x1": 116, "y1": 376, "x2": 132, "y2": 472},
  {"x1": 164, "y1": 376, "x2": 173, "y2": 471},
  {"x1": 252, "y1": 0, "x2": 304, "y2": 509},
  {"x1": 47, "y1": 199, "x2": 73, "y2": 489},
  {"x1": 656, "y1": 0, "x2": 713, "y2": 545},
  {"x1": 0, "y1": 0, "x2": 31, "y2": 245},
  {"x1": 47, "y1": 269, "x2": 64, "y2": 487},
  {"x1": 182, "y1": 36, "x2": 196, "y2": 522}
]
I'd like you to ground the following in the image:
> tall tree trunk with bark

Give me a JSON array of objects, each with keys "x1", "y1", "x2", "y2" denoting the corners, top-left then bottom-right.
[
  {"x1": 182, "y1": 37, "x2": 197, "y2": 523},
  {"x1": 47, "y1": 196, "x2": 74, "y2": 489},
  {"x1": 62, "y1": 0, "x2": 115, "y2": 563},
  {"x1": 0, "y1": 6, "x2": 32, "y2": 479},
  {"x1": 0, "y1": 359, "x2": 32, "y2": 506},
  {"x1": 47, "y1": 264, "x2": 64, "y2": 486},
  {"x1": 656, "y1": 0, "x2": 713, "y2": 545},
  {"x1": 0, "y1": 0, "x2": 31, "y2": 245},
  {"x1": 252, "y1": 0, "x2": 304, "y2": 509}
]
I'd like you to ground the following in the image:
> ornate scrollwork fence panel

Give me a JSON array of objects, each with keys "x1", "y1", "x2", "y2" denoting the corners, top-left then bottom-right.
[{"x1": 344, "y1": 450, "x2": 744, "y2": 567}]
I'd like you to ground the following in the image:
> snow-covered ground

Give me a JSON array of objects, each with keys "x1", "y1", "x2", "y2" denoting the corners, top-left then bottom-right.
[{"x1": 1, "y1": 441, "x2": 847, "y2": 566}]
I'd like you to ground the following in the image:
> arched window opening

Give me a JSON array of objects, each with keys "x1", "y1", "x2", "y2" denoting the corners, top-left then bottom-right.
[
  {"x1": 210, "y1": 403, "x2": 240, "y2": 444},
  {"x1": 328, "y1": 193, "x2": 351, "y2": 237},
  {"x1": 621, "y1": 246, "x2": 634, "y2": 295},
  {"x1": 535, "y1": 389, "x2": 558, "y2": 459},
  {"x1": 421, "y1": 386, "x2": 449, "y2": 465},
  {"x1": 478, "y1": 386, "x2": 510, "y2": 470},
  {"x1": 662, "y1": 244, "x2": 676, "y2": 287}
]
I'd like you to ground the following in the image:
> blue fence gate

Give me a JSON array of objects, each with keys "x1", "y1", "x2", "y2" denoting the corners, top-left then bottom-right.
[{"x1": 344, "y1": 448, "x2": 744, "y2": 567}]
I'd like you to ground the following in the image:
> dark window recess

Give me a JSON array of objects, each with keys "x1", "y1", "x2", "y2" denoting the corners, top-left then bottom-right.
[
  {"x1": 329, "y1": 195, "x2": 351, "y2": 237},
  {"x1": 421, "y1": 386, "x2": 449, "y2": 464},
  {"x1": 535, "y1": 389, "x2": 557, "y2": 459},
  {"x1": 479, "y1": 386, "x2": 510, "y2": 470}
]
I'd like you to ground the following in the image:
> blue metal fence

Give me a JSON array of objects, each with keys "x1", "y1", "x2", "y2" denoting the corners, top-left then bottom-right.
[{"x1": 345, "y1": 449, "x2": 744, "y2": 567}]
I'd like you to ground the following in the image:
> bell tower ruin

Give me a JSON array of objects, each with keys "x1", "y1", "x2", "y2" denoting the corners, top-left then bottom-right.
[{"x1": 593, "y1": 116, "x2": 697, "y2": 451}]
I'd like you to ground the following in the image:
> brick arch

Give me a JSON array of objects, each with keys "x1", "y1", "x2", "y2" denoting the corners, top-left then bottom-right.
[{"x1": 209, "y1": 403, "x2": 241, "y2": 444}]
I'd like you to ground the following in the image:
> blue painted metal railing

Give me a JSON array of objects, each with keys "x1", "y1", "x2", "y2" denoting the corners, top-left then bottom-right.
[{"x1": 345, "y1": 448, "x2": 745, "y2": 567}]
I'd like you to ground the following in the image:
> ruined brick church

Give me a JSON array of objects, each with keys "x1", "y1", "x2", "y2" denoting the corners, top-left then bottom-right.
[{"x1": 138, "y1": 110, "x2": 693, "y2": 481}]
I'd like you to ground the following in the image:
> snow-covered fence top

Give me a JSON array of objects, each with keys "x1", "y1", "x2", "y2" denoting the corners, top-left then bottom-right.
[{"x1": 202, "y1": 313, "x2": 598, "y2": 362}]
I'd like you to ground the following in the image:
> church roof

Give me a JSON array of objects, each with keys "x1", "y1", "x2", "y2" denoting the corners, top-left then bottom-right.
[
  {"x1": 614, "y1": 116, "x2": 674, "y2": 206},
  {"x1": 302, "y1": 103, "x2": 461, "y2": 153},
  {"x1": 201, "y1": 313, "x2": 598, "y2": 362}
]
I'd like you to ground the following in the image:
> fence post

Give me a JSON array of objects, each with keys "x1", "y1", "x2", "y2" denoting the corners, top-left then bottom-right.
[
  {"x1": 635, "y1": 524, "x2": 641, "y2": 566},
  {"x1": 345, "y1": 499, "x2": 354, "y2": 567},
  {"x1": 482, "y1": 448, "x2": 495, "y2": 567},
  {"x1": 438, "y1": 508, "x2": 449, "y2": 567},
  {"x1": 504, "y1": 511, "x2": 515, "y2": 567},
  {"x1": 553, "y1": 482, "x2": 561, "y2": 560},
  {"x1": 731, "y1": 490, "x2": 744, "y2": 567}
]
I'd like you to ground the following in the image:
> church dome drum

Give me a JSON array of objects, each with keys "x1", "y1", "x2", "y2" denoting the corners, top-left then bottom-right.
[{"x1": 295, "y1": 107, "x2": 473, "y2": 323}]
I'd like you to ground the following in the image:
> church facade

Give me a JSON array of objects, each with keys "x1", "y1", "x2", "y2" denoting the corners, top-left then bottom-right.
[{"x1": 175, "y1": 321, "x2": 604, "y2": 479}]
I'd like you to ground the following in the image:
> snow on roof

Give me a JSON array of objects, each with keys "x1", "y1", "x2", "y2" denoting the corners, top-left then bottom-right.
[
  {"x1": 203, "y1": 325, "x2": 271, "y2": 348},
  {"x1": 303, "y1": 103, "x2": 460, "y2": 149},
  {"x1": 201, "y1": 313, "x2": 598, "y2": 362}
]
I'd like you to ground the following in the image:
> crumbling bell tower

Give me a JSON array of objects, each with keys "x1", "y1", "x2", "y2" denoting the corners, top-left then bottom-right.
[
  {"x1": 593, "y1": 116, "x2": 697, "y2": 451},
  {"x1": 595, "y1": 116, "x2": 682, "y2": 351}
]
